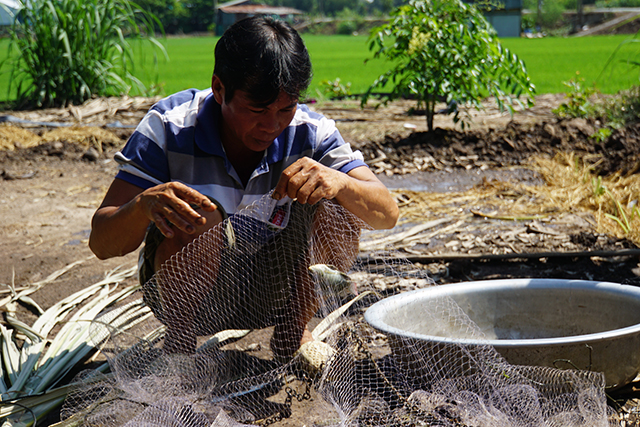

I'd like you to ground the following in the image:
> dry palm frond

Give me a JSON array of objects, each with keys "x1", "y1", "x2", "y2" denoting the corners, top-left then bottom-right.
[{"x1": 0, "y1": 263, "x2": 149, "y2": 427}]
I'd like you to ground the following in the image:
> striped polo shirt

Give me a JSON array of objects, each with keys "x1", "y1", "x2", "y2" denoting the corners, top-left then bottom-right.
[{"x1": 115, "y1": 88, "x2": 367, "y2": 215}]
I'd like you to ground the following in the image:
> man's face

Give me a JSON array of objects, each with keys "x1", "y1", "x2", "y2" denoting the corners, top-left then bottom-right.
[{"x1": 212, "y1": 76, "x2": 297, "y2": 154}]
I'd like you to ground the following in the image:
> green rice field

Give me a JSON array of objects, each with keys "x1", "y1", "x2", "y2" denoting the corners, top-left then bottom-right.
[{"x1": 1, "y1": 33, "x2": 639, "y2": 102}]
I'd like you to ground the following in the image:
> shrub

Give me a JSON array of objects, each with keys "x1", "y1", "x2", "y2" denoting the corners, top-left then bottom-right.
[
  {"x1": 362, "y1": 0, "x2": 535, "y2": 132},
  {"x1": 319, "y1": 78, "x2": 352, "y2": 99},
  {"x1": 553, "y1": 73, "x2": 598, "y2": 119},
  {"x1": 337, "y1": 20, "x2": 357, "y2": 35},
  {"x1": 560, "y1": 34, "x2": 640, "y2": 132},
  {"x1": 3, "y1": 0, "x2": 165, "y2": 109},
  {"x1": 134, "y1": 0, "x2": 187, "y2": 34},
  {"x1": 596, "y1": 86, "x2": 640, "y2": 129}
]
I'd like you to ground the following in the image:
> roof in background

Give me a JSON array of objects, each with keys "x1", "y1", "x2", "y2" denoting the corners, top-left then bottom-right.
[
  {"x1": 217, "y1": 0, "x2": 302, "y2": 14},
  {"x1": 218, "y1": 4, "x2": 302, "y2": 14}
]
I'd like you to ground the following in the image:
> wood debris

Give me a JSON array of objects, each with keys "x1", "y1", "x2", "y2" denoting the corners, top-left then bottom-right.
[{"x1": 0, "y1": 95, "x2": 160, "y2": 130}]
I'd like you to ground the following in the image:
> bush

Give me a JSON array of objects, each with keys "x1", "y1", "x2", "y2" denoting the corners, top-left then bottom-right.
[
  {"x1": 587, "y1": 32, "x2": 640, "y2": 129},
  {"x1": 597, "y1": 86, "x2": 640, "y2": 129},
  {"x1": 522, "y1": 0, "x2": 570, "y2": 31},
  {"x1": 521, "y1": 14, "x2": 536, "y2": 32},
  {"x1": 179, "y1": 0, "x2": 216, "y2": 33},
  {"x1": 553, "y1": 76, "x2": 640, "y2": 141},
  {"x1": 134, "y1": 0, "x2": 187, "y2": 33},
  {"x1": 3, "y1": 0, "x2": 165, "y2": 108},
  {"x1": 553, "y1": 73, "x2": 598, "y2": 119},
  {"x1": 538, "y1": 1, "x2": 565, "y2": 29},
  {"x1": 319, "y1": 78, "x2": 352, "y2": 99},
  {"x1": 362, "y1": 0, "x2": 535, "y2": 132},
  {"x1": 336, "y1": 20, "x2": 357, "y2": 35}
]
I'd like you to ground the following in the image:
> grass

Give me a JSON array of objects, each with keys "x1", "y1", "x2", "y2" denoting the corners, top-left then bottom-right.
[
  {"x1": 131, "y1": 35, "x2": 390, "y2": 99},
  {"x1": 129, "y1": 35, "x2": 390, "y2": 100},
  {"x1": 500, "y1": 35, "x2": 640, "y2": 95},
  {"x1": 1, "y1": 33, "x2": 640, "y2": 103}
]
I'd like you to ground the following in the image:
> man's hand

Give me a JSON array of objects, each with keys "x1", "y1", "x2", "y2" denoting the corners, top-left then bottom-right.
[
  {"x1": 89, "y1": 179, "x2": 219, "y2": 260},
  {"x1": 272, "y1": 157, "x2": 399, "y2": 230},
  {"x1": 272, "y1": 158, "x2": 348, "y2": 204},
  {"x1": 137, "y1": 182, "x2": 218, "y2": 238}
]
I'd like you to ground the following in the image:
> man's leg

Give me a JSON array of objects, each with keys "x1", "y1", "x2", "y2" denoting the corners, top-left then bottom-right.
[
  {"x1": 270, "y1": 256, "x2": 316, "y2": 361},
  {"x1": 144, "y1": 198, "x2": 361, "y2": 358},
  {"x1": 271, "y1": 201, "x2": 362, "y2": 360},
  {"x1": 143, "y1": 202, "x2": 226, "y2": 354}
]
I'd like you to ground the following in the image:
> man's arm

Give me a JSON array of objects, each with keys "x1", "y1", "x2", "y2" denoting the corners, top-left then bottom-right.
[
  {"x1": 272, "y1": 158, "x2": 398, "y2": 230},
  {"x1": 89, "y1": 178, "x2": 217, "y2": 260}
]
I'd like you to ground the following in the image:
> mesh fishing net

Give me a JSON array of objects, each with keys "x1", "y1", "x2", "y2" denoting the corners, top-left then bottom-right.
[{"x1": 61, "y1": 193, "x2": 612, "y2": 426}]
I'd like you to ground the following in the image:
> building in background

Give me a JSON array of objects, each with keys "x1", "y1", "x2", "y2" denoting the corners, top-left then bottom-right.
[
  {"x1": 215, "y1": 0, "x2": 303, "y2": 35},
  {"x1": 485, "y1": 0, "x2": 522, "y2": 37},
  {"x1": 470, "y1": 0, "x2": 523, "y2": 38},
  {"x1": 463, "y1": 0, "x2": 522, "y2": 37}
]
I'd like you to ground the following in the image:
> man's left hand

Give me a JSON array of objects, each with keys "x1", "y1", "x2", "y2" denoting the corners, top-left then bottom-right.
[{"x1": 272, "y1": 158, "x2": 347, "y2": 204}]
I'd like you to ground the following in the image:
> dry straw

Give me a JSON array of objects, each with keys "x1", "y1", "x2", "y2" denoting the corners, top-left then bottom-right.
[{"x1": 394, "y1": 152, "x2": 640, "y2": 246}]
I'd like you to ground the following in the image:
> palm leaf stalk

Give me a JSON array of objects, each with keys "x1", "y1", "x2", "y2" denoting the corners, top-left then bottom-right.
[{"x1": 0, "y1": 264, "x2": 152, "y2": 426}]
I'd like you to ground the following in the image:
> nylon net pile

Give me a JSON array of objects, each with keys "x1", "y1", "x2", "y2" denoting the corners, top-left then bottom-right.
[{"x1": 61, "y1": 194, "x2": 611, "y2": 426}]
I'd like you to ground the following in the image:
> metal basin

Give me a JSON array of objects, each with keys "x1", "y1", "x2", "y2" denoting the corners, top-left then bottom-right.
[{"x1": 365, "y1": 279, "x2": 640, "y2": 389}]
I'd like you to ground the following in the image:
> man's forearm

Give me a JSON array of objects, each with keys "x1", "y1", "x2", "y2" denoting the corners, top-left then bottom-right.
[
  {"x1": 335, "y1": 179, "x2": 398, "y2": 230},
  {"x1": 89, "y1": 201, "x2": 150, "y2": 259},
  {"x1": 336, "y1": 166, "x2": 399, "y2": 230}
]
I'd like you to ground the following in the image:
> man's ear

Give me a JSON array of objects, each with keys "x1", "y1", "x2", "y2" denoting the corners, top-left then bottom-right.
[{"x1": 211, "y1": 75, "x2": 225, "y2": 104}]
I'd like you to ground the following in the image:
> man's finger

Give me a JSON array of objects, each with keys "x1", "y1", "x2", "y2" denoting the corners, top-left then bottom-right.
[
  {"x1": 273, "y1": 169, "x2": 293, "y2": 200},
  {"x1": 175, "y1": 184, "x2": 216, "y2": 211},
  {"x1": 170, "y1": 197, "x2": 203, "y2": 220},
  {"x1": 200, "y1": 198, "x2": 215, "y2": 210},
  {"x1": 153, "y1": 214, "x2": 174, "y2": 238}
]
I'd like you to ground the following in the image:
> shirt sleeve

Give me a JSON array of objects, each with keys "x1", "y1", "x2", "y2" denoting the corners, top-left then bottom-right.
[
  {"x1": 114, "y1": 109, "x2": 170, "y2": 189},
  {"x1": 298, "y1": 105, "x2": 367, "y2": 173}
]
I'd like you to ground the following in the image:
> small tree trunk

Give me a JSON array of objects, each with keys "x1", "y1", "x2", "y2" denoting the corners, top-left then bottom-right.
[
  {"x1": 577, "y1": 0, "x2": 583, "y2": 30},
  {"x1": 537, "y1": 0, "x2": 543, "y2": 30},
  {"x1": 213, "y1": 0, "x2": 218, "y2": 33},
  {"x1": 425, "y1": 100, "x2": 435, "y2": 133}
]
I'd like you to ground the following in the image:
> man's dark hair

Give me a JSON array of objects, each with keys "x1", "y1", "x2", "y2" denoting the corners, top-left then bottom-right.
[{"x1": 214, "y1": 16, "x2": 312, "y2": 104}]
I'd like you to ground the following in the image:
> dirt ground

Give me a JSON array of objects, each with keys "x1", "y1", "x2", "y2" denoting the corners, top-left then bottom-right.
[{"x1": 2, "y1": 94, "x2": 640, "y2": 424}]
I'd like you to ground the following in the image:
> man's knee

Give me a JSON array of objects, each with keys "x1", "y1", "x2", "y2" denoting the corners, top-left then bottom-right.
[{"x1": 311, "y1": 202, "x2": 361, "y2": 272}]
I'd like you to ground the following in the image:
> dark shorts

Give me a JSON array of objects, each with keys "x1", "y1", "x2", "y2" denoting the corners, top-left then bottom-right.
[{"x1": 140, "y1": 201, "x2": 318, "y2": 335}]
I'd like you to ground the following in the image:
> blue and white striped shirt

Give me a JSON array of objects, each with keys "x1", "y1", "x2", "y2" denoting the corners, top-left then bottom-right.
[{"x1": 115, "y1": 88, "x2": 367, "y2": 215}]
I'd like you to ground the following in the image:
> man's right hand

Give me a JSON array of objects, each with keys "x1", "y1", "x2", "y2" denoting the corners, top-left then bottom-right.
[
  {"x1": 89, "y1": 179, "x2": 218, "y2": 260},
  {"x1": 136, "y1": 181, "x2": 217, "y2": 239}
]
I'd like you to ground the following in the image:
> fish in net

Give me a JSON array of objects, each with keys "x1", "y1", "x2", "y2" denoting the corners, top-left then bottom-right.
[{"x1": 59, "y1": 193, "x2": 612, "y2": 426}]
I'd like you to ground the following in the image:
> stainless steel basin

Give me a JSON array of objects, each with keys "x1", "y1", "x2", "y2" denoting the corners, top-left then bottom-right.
[{"x1": 365, "y1": 279, "x2": 640, "y2": 389}]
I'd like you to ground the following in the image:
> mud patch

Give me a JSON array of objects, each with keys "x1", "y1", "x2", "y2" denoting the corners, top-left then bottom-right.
[
  {"x1": 377, "y1": 168, "x2": 544, "y2": 192},
  {"x1": 361, "y1": 119, "x2": 640, "y2": 177}
]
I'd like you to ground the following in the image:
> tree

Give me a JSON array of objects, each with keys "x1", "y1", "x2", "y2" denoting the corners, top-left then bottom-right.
[
  {"x1": 135, "y1": 0, "x2": 187, "y2": 33},
  {"x1": 362, "y1": 0, "x2": 536, "y2": 132},
  {"x1": 3, "y1": 0, "x2": 166, "y2": 109},
  {"x1": 180, "y1": 0, "x2": 216, "y2": 33}
]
